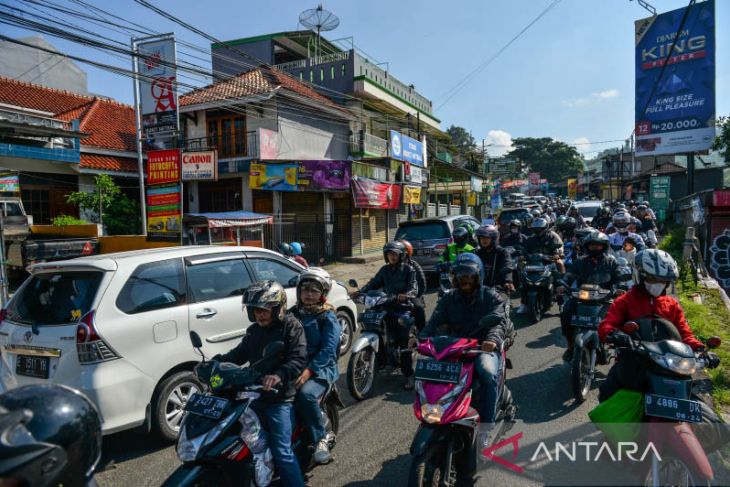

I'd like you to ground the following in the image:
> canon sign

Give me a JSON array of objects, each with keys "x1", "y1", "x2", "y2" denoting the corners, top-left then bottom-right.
[{"x1": 181, "y1": 150, "x2": 218, "y2": 181}]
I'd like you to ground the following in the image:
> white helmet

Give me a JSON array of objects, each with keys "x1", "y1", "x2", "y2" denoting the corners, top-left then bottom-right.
[
  {"x1": 296, "y1": 267, "x2": 333, "y2": 301},
  {"x1": 633, "y1": 249, "x2": 679, "y2": 285}
]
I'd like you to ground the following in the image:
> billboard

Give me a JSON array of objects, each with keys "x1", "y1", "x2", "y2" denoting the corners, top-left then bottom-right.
[
  {"x1": 389, "y1": 130, "x2": 424, "y2": 167},
  {"x1": 403, "y1": 185, "x2": 422, "y2": 204},
  {"x1": 635, "y1": 1, "x2": 715, "y2": 156},
  {"x1": 649, "y1": 176, "x2": 671, "y2": 222},
  {"x1": 297, "y1": 161, "x2": 351, "y2": 191},
  {"x1": 147, "y1": 149, "x2": 181, "y2": 185},
  {"x1": 146, "y1": 183, "x2": 181, "y2": 242},
  {"x1": 135, "y1": 37, "x2": 178, "y2": 151},
  {"x1": 0, "y1": 174, "x2": 19, "y2": 192},
  {"x1": 351, "y1": 178, "x2": 402, "y2": 209},
  {"x1": 249, "y1": 162, "x2": 298, "y2": 191},
  {"x1": 181, "y1": 151, "x2": 217, "y2": 181},
  {"x1": 567, "y1": 178, "x2": 578, "y2": 199}
]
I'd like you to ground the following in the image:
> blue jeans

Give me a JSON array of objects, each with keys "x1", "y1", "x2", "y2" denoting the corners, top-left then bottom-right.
[
  {"x1": 295, "y1": 378, "x2": 328, "y2": 444},
  {"x1": 253, "y1": 402, "x2": 304, "y2": 487},
  {"x1": 474, "y1": 352, "x2": 502, "y2": 423}
]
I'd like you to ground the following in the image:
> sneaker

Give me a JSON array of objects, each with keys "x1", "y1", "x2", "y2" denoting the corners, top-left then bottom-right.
[
  {"x1": 515, "y1": 304, "x2": 528, "y2": 315},
  {"x1": 404, "y1": 376, "x2": 415, "y2": 390},
  {"x1": 562, "y1": 348, "x2": 574, "y2": 363},
  {"x1": 313, "y1": 438, "x2": 332, "y2": 464}
]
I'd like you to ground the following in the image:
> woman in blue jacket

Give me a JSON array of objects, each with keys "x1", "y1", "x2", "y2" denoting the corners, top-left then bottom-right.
[{"x1": 290, "y1": 268, "x2": 341, "y2": 464}]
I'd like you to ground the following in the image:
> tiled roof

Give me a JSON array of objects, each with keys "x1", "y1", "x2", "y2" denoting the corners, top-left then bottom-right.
[{"x1": 79, "y1": 154, "x2": 137, "y2": 173}]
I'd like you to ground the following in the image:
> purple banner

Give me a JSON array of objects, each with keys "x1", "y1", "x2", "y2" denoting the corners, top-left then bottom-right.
[{"x1": 297, "y1": 161, "x2": 351, "y2": 191}]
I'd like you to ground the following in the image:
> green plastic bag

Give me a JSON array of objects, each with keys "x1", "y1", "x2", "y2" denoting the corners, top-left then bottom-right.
[{"x1": 588, "y1": 389, "x2": 644, "y2": 444}]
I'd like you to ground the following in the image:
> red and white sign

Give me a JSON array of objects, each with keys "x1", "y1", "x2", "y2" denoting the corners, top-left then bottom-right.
[
  {"x1": 351, "y1": 178, "x2": 402, "y2": 209},
  {"x1": 181, "y1": 150, "x2": 217, "y2": 181},
  {"x1": 147, "y1": 149, "x2": 181, "y2": 185}
]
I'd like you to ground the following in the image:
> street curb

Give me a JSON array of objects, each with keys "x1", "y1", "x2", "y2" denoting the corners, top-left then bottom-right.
[{"x1": 338, "y1": 252, "x2": 383, "y2": 264}]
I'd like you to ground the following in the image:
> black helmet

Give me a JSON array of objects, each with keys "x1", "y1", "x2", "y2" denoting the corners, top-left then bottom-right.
[
  {"x1": 451, "y1": 227, "x2": 469, "y2": 247},
  {"x1": 0, "y1": 385, "x2": 102, "y2": 487},
  {"x1": 278, "y1": 242, "x2": 294, "y2": 257},
  {"x1": 509, "y1": 219, "x2": 522, "y2": 229},
  {"x1": 450, "y1": 253, "x2": 484, "y2": 292},
  {"x1": 243, "y1": 280, "x2": 287, "y2": 322},
  {"x1": 584, "y1": 230, "x2": 609, "y2": 255},
  {"x1": 560, "y1": 217, "x2": 577, "y2": 231},
  {"x1": 475, "y1": 224, "x2": 499, "y2": 247},
  {"x1": 383, "y1": 240, "x2": 406, "y2": 264}
]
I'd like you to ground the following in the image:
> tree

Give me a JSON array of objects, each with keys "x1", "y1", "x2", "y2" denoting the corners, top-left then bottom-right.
[
  {"x1": 66, "y1": 174, "x2": 140, "y2": 235},
  {"x1": 506, "y1": 137, "x2": 584, "y2": 183},
  {"x1": 712, "y1": 116, "x2": 730, "y2": 162},
  {"x1": 445, "y1": 125, "x2": 481, "y2": 167}
]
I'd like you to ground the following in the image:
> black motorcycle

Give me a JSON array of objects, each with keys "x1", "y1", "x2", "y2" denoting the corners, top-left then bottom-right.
[
  {"x1": 163, "y1": 332, "x2": 343, "y2": 487},
  {"x1": 521, "y1": 253, "x2": 555, "y2": 324},
  {"x1": 504, "y1": 246, "x2": 523, "y2": 293},
  {"x1": 438, "y1": 262, "x2": 453, "y2": 297}
]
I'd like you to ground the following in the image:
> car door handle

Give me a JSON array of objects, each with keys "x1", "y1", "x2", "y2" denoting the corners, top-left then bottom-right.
[{"x1": 196, "y1": 309, "x2": 218, "y2": 319}]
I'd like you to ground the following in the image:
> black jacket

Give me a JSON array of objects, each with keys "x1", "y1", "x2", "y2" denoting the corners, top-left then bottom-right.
[
  {"x1": 562, "y1": 253, "x2": 622, "y2": 290},
  {"x1": 213, "y1": 315, "x2": 307, "y2": 402},
  {"x1": 525, "y1": 231, "x2": 563, "y2": 257},
  {"x1": 361, "y1": 262, "x2": 418, "y2": 298},
  {"x1": 501, "y1": 232, "x2": 528, "y2": 249},
  {"x1": 475, "y1": 246, "x2": 513, "y2": 287},
  {"x1": 421, "y1": 287, "x2": 511, "y2": 348},
  {"x1": 408, "y1": 258, "x2": 427, "y2": 297}
]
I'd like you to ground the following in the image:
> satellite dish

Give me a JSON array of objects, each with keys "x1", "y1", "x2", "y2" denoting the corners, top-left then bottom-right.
[{"x1": 299, "y1": 4, "x2": 340, "y2": 58}]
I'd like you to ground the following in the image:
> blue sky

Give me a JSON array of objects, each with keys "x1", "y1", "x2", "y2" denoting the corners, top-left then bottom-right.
[{"x1": 4, "y1": 0, "x2": 728, "y2": 158}]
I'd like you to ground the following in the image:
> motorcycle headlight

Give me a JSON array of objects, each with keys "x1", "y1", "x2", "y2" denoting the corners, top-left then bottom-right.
[
  {"x1": 650, "y1": 352, "x2": 698, "y2": 376},
  {"x1": 420, "y1": 403, "x2": 445, "y2": 423},
  {"x1": 177, "y1": 410, "x2": 239, "y2": 462},
  {"x1": 415, "y1": 373, "x2": 468, "y2": 424}
]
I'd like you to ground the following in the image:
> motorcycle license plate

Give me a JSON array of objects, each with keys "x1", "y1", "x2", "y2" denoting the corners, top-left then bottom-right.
[
  {"x1": 644, "y1": 394, "x2": 702, "y2": 423},
  {"x1": 360, "y1": 311, "x2": 384, "y2": 323},
  {"x1": 414, "y1": 359, "x2": 462, "y2": 384},
  {"x1": 571, "y1": 314, "x2": 599, "y2": 327},
  {"x1": 184, "y1": 393, "x2": 229, "y2": 419}
]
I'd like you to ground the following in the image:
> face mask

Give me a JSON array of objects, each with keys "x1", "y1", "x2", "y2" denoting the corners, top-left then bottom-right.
[
  {"x1": 511, "y1": 228, "x2": 519, "y2": 234},
  {"x1": 588, "y1": 247, "x2": 603, "y2": 258},
  {"x1": 645, "y1": 282, "x2": 666, "y2": 297}
]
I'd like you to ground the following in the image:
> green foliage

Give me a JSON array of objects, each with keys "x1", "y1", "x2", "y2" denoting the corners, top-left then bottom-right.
[
  {"x1": 445, "y1": 125, "x2": 481, "y2": 166},
  {"x1": 658, "y1": 224, "x2": 684, "y2": 260},
  {"x1": 506, "y1": 137, "x2": 584, "y2": 183},
  {"x1": 51, "y1": 215, "x2": 87, "y2": 226},
  {"x1": 65, "y1": 174, "x2": 140, "y2": 235},
  {"x1": 712, "y1": 116, "x2": 730, "y2": 162}
]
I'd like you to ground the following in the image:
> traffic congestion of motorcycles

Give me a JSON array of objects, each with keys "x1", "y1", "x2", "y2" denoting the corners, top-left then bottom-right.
[{"x1": 2, "y1": 196, "x2": 728, "y2": 487}]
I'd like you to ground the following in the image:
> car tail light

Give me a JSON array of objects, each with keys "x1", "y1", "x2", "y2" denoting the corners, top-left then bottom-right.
[
  {"x1": 434, "y1": 244, "x2": 447, "y2": 256},
  {"x1": 76, "y1": 311, "x2": 119, "y2": 364}
]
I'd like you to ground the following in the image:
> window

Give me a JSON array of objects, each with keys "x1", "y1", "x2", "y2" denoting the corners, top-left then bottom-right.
[
  {"x1": 248, "y1": 258, "x2": 300, "y2": 288},
  {"x1": 395, "y1": 222, "x2": 451, "y2": 241},
  {"x1": 342, "y1": 63, "x2": 346, "y2": 76},
  {"x1": 116, "y1": 259, "x2": 186, "y2": 314},
  {"x1": 186, "y1": 259, "x2": 252, "y2": 303},
  {"x1": 330, "y1": 66, "x2": 335, "y2": 79},
  {"x1": 4, "y1": 202, "x2": 23, "y2": 217},
  {"x1": 207, "y1": 115, "x2": 246, "y2": 158}
]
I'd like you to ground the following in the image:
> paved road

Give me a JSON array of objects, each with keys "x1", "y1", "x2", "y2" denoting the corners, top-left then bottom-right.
[{"x1": 96, "y1": 288, "x2": 613, "y2": 487}]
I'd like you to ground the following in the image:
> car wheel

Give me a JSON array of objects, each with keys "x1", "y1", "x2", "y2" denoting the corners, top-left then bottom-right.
[
  {"x1": 154, "y1": 371, "x2": 203, "y2": 441},
  {"x1": 337, "y1": 310, "x2": 355, "y2": 356}
]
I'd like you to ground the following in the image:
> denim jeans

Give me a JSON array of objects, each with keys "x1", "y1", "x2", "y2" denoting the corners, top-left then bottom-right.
[
  {"x1": 295, "y1": 378, "x2": 328, "y2": 444},
  {"x1": 253, "y1": 402, "x2": 304, "y2": 487},
  {"x1": 473, "y1": 352, "x2": 502, "y2": 423}
]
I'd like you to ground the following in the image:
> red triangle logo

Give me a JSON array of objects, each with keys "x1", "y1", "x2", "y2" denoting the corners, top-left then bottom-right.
[{"x1": 81, "y1": 242, "x2": 94, "y2": 255}]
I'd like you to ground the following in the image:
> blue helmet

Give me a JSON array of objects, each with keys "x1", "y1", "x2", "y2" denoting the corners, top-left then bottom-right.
[
  {"x1": 450, "y1": 252, "x2": 484, "y2": 291},
  {"x1": 290, "y1": 242, "x2": 303, "y2": 255}
]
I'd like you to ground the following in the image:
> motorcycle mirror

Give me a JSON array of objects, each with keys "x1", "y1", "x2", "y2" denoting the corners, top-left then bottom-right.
[
  {"x1": 622, "y1": 321, "x2": 639, "y2": 334},
  {"x1": 189, "y1": 331, "x2": 203, "y2": 349},
  {"x1": 707, "y1": 336, "x2": 722, "y2": 349},
  {"x1": 348, "y1": 279, "x2": 359, "y2": 288},
  {"x1": 263, "y1": 341, "x2": 285, "y2": 358}
]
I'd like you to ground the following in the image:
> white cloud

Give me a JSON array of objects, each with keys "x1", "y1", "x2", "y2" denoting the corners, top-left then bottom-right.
[
  {"x1": 563, "y1": 89, "x2": 619, "y2": 107},
  {"x1": 485, "y1": 129, "x2": 513, "y2": 157},
  {"x1": 572, "y1": 137, "x2": 591, "y2": 155}
]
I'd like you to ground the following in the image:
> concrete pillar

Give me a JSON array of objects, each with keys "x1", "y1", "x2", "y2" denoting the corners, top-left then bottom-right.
[
  {"x1": 187, "y1": 181, "x2": 199, "y2": 213},
  {"x1": 241, "y1": 176, "x2": 252, "y2": 211},
  {"x1": 324, "y1": 193, "x2": 333, "y2": 257}
]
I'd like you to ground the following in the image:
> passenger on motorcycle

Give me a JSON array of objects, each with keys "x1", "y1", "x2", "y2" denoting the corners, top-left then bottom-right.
[
  {"x1": 614, "y1": 235, "x2": 638, "y2": 264},
  {"x1": 592, "y1": 207, "x2": 612, "y2": 231},
  {"x1": 357, "y1": 241, "x2": 419, "y2": 389},
  {"x1": 417, "y1": 253, "x2": 513, "y2": 432},
  {"x1": 440, "y1": 227, "x2": 475, "y2": 264},
  {"x1": 567, "y1": 206, "x2": 586, "y2": 228},
  {"x1": 213, "y1": 280, "x2": 307, "y2": 487},
  {"x1": 607, "y1": 211, "x2": 646, "y2": 251},
  {"x1": 557, "y1": 216, "x2": 577, "y2": 242},
  {"x1": 400, "y1": 239, "x2": 428, "y2": 332},
  {"x1": 558, "y1": 231, "x2": 624, "y2": 362},
  {"x1": 289, "y1": 268, "x2": 341, "y2": 465},
  {"x1": 516, "y1": 218, "x2": 564, "y2": 314},
  {"x1": 474, "y1": 225, "x2": 515, "y2": 293},
  {"x1": 501, "y1": 219, "x2": 528, "y2": 248},
  {"x1": 280, "y1": 242, "x2": 309, "y2": 267}
]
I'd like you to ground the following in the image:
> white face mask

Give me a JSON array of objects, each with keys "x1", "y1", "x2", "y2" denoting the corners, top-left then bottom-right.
[{"x1": 645, "y1": 282, "x2": 666, "y2": 297}]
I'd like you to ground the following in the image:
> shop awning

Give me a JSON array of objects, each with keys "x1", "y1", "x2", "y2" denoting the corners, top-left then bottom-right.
[{"x1": 184, "y1": 211, "x2": 273, "y2": 228}]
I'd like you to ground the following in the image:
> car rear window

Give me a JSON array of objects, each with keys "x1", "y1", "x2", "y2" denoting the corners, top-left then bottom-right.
[
  {"x1": 395, "y1": 222, "x2": 451, "y2": 241},
  {"x1": 498, "y1": 210, "x2": 528, "y2": 224},
  {"x1": 7, "y1": 271, "x2": 103, "y2": 324},
  {"x1": 577, "y1": 205, "x2": 600, "y2": 218}
]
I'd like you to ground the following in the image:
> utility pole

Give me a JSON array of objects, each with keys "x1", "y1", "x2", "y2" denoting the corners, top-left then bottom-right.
[
  {"x1": 687, "y1": 152, "x2": 695, "y2": 196},
  {"x1": 0, "y1": 215, "x2": 8, "y2": 307}
]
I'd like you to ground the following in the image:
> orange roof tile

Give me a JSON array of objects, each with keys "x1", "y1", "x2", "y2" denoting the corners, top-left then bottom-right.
[{"x1": 80, "y1": 154, "x2": 137, "y2": 173}]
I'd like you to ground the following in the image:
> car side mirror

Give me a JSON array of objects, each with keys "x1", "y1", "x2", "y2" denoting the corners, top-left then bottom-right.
[
  {"x1": 190, "y1": 331, "x2": 203, "y2": 349},
  {"x1": 348, "y1": 279, "x2": 359, "y2": 288},
  {"x1": 263, "y1": 341, "x2": 285, "y2": 358}
]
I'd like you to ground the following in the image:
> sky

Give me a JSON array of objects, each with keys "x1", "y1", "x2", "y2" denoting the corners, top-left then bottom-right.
[{"x1": 3, "y1": 0, "x2": 728, "y2": 159}]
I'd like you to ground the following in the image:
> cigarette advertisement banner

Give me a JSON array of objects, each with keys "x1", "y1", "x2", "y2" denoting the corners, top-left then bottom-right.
[
  {"x1": 403, "y1": 185, "x2": 422, "y2": 204},
  {"x1": 146, "y1": 183, "x2": 181, "y2": 242},
  {"x1": 181, "y1": 150, "x2": 217, "y2": 181},
  {"x1": 249, "y1": 162, "x2": 298, "y2": 191},
  {"x1": 0, "y1": 174, "x2": 19, "y2": 192},
  {"x1": 135, "y1": 37, "x2": 178, "y2": 150},
  {"x1": 147, "y1": 149, "x2": 181, "y2": 185},
  {"x1": 635, "y1": 1, "x2": 715, "y2": 155},
  {"x1": 567, "y1": 178, "x2": 578, "y2": 199},
  {"x1": 351, "y1": 178, "x2": 402, "y2": 209},
  {"x1": 297, "y1": 161, "x2": 351, "y2": 191}
]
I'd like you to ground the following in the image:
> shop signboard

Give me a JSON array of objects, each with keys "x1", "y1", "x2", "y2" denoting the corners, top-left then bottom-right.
[
  {"x1": 135, "y1": 36, "x2": 178, "y2": 150},
  {"x1": 649, "y1": 176, "x2": 671, "y2": 221},
  {"x1": 567, "y1": 178, "x2": 578, "y2": 199},
  {"x1": 635, "y1": 1, "x2": 715, "y2": 155},
  {"x1": 181, "y1": 150, "x2": 217, "y2": 181},
  {"x1": 297, "y1": 161, "x2": 351, "y2": 191},
  {"x1": 389, "y1": 130, "x2": 424, "y2": 167},
  {"x1": 249, "y1": 162, "x2": 298, "y2": 191},
  {"x1": 0, "y1": 174, "x2": 19, "y2": 192},
  {"x1": 351, "y1": 178, "x2": 401, "y2": 209},
  {"x1": 146, "y1": 183, "x2": 181, "y2": 242},
  {"x1": 470, "y1": 176, "x2": 483, "y2": 193},
  {"x1": 147, "y1": 149, "x2": 181, "y2": 185},
  {"x1": 403, "y1": 185, "x2": 422, "y2": 204}
]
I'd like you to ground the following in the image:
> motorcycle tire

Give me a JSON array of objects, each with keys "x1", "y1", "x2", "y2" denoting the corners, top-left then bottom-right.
[
  {"x1": 527, "y1": 295, "x2": 541, "y2": 324},
  {"x1": 571, "y1": 345, "x2": 593, "y2": 403},
  {"x1": 408, "y1": 445, "x2": 455, "y2": 487},
  {"x1": 643, "y1": 456, "x2": 699, "y2": 487},
  {"x1": 347, "y1": 347, "x2": 376, "y2": 401}
]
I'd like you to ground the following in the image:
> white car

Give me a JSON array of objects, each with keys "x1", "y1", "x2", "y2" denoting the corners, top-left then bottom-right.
[
  {"x1": 573, "y1": 200, "x2": 603, "y2": 225},
  {"x1": 0, "y1": 246, "x2": 357, "y2": 439}
]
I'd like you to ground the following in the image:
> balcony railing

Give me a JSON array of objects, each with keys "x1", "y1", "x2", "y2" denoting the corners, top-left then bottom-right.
[
  {"x1": 350, "y1": 131, "x2": 388, "y2": 158},
  {"x1": 183, "y1": 130, "x2": 259, "y2": 159}
]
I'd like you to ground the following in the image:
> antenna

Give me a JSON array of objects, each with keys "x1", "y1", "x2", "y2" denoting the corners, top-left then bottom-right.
[{"x1": 298, "y1": 4, "x2": 340, "y2": 58}]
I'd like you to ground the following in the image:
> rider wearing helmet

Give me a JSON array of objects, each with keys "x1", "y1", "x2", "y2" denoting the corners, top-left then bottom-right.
[
  {"x1": 418, "y1": 253, "x2": 513, "y2": 435},
  {"x1": 0, "y1": 384, "x2": 102, "y2": 487},
  {"x1": 440, "y1": 226, "x2": 475, "y2": 263},
  {"x1": 516, "y1": 218, "x2": 564, "y2": 314},
  {"x1": 359, "y1": 241, "x2": 418, "y2": 389},
  {"x1": 289, "y1": 269, "x2": 341, "y2": 465},
  {"x1": 557, "y1": 231, "x2": 624, "y2": 362},
  {"x1": 290, "y1": 242, "x2": 309, "y2": 268},
  {"x1": 592, "y1": 206, "x2": 612, "y2": 231},
  {"x1": 607, "y1": 211, "x2": 645, "y2": 252},
  {"x1": 214, "y1": 280, "x2": 307, "y2": 487},
  {"x1": 557, "y1": 216, "x2": 577, "y2": 242},
  {"x1": 567, "y1": 206, "x2": 586, "y2": 228},
  {"x1": 501, "y1": 219, "x2": 528, "y2": 249},
  {"x1": 475, "y1": 225, "x2": 514, "y2": 292},
  {"x1": 400, "y1": 239, "x2": 427, "y2": 332}
]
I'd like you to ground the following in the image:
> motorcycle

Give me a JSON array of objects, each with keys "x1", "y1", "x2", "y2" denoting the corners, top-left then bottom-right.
[
  {"x1": 608, "y1": 322, "x2": 722, "y2": 486},
  {"x1": 520, "y1": 253, "x2": 555, "y2": 324},
  {"x1": 438, "y1": 262, "x2": 453, "y2": 297},
  {"x1": 408, "y1": 330, "x2": 517, "y2": 486},
  {"x1": 504, "y1": 246, "x2": 522, "y2": 293},
  {"x1": 569, "y1": 284, "x2": 614, "y2": 402},
  {"x1": 347, "y1": 281, "x2": 416, "y2": 400},
  {"x1": 162, "y1": 332, "x2": 343, "y2": 487}
]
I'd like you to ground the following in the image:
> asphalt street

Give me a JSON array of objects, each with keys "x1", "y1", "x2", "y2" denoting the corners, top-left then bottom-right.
[{"x1": 96, "y1": 287, "x2": 614, "y2": 487}]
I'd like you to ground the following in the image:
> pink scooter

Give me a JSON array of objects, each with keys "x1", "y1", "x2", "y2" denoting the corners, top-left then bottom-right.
[{"x1": 408, "y1": 336, "x2": 517, "y2": 486}]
